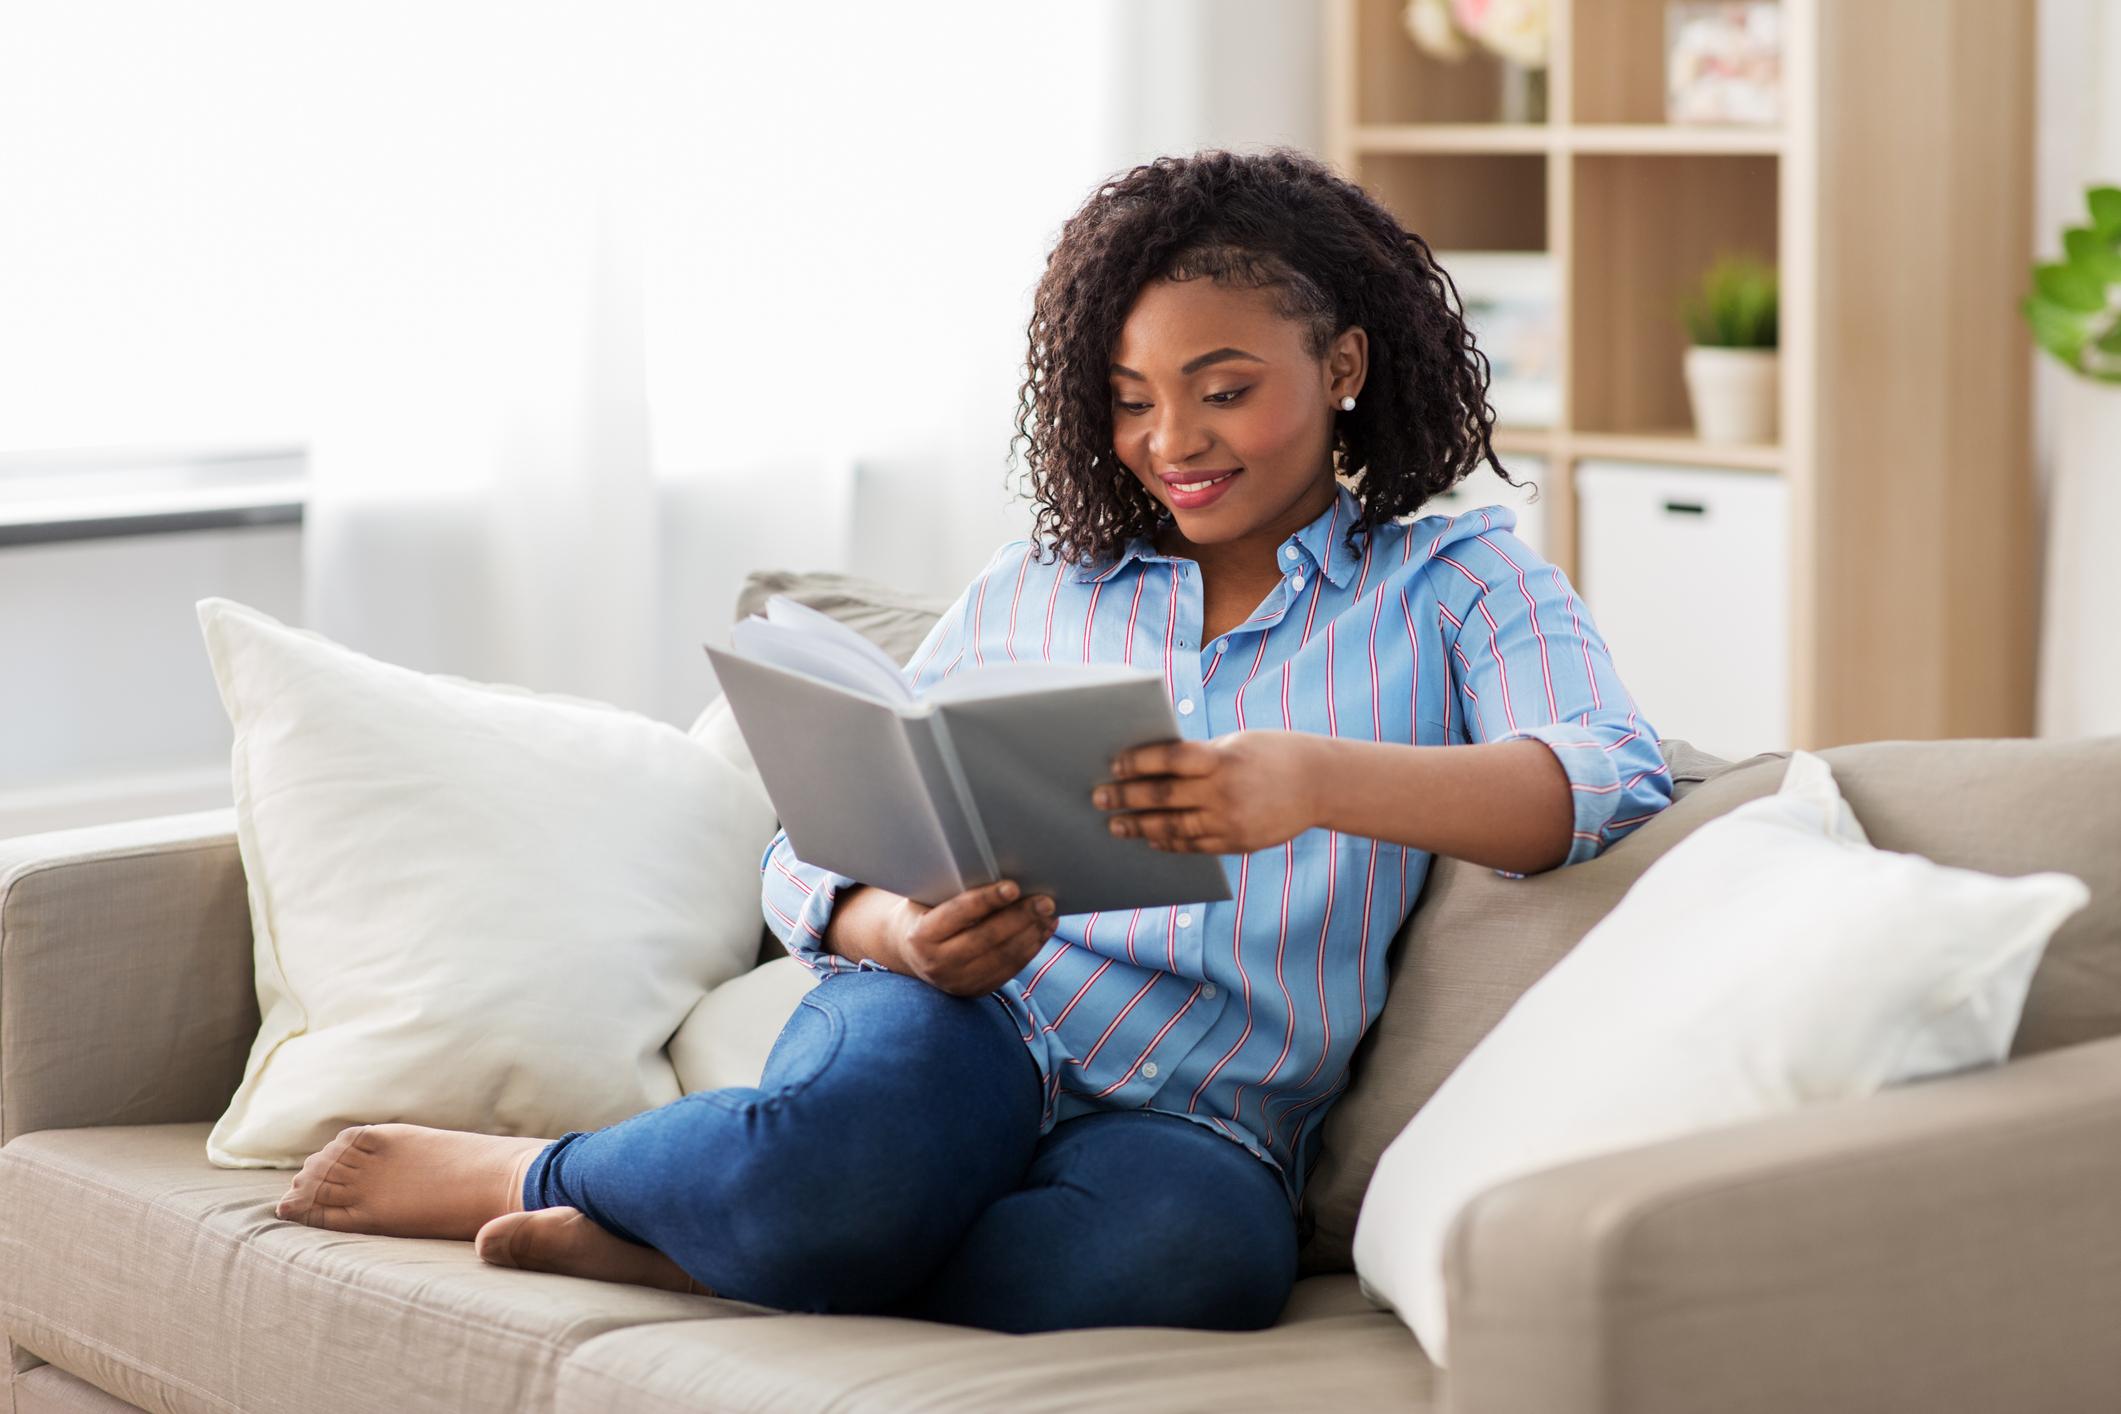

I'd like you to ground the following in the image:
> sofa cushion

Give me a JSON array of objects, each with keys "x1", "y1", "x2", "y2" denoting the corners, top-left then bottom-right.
[
  {"x1": 0, "y1": 1125, "x2": 760, "y2": 1414},
  {"x1": 1811, "y1": 736, "x2": 2121, "y2": 1059},
  {"x1": 1302, "y1": 733, "x2": 2121, "y2": 1274},
  {"x1": 554, "y1": 1275, "x2": 1433, "y2": 1414},
  {"x1": 731, "y1": 568, "x2": 957, "y2": 666}
]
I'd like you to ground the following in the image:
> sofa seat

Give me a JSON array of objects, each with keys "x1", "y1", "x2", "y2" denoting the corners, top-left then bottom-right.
[
  {"x1": 0, "y1": 1124, "x2": 1436, "y2": 1413},
  {"x1": 0, "y1": 1125, "x2": 761, "y2": 1414},
  {"x1": 553, "y1": 1277, "x2": 1434, "y2": 1414}
]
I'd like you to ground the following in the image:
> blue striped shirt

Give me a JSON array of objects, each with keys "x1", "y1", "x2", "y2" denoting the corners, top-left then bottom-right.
[{"x1": 759, "y1": 482, "x2": 1672, "y2": 1201}]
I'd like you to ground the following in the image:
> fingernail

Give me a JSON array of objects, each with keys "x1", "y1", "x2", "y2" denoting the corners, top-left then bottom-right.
[
  {"x1": 1093, "y1": 789, "x2": 1111, "y2": 808},
  {"x1": 999, "y1": 881, "x2": 1018, "y2": 900},
  {"x1": 1036, "y1": 897, "x2": 1056, "y2": 915}
]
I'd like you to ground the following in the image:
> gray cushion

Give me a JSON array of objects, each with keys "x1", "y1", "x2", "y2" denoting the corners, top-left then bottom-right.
[
  {"x1": 0, "y1": 1125, "x2": 762, "y2": 1414},
  {"x1": 1301, "y1": 733, "x2": 2121, "y2": 1273},
  {"x1": 1809, "y1": 736, "x2": 2121, "y2": 1060},
  {"x1": 555, "y1": 1275, "x2": 1432, "y2": 1414},
  {"x1": 734, "y1": 568, "x2": 956, "y2": 667}
]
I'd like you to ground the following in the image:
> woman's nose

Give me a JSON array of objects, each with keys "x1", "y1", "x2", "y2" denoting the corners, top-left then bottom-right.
[{"x1": 1147, "y1": 406, "x2": 1213, "y2": 469}]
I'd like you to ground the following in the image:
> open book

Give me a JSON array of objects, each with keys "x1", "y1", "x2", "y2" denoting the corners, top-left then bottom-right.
[{"x1": 704, "y1": 595, "x2": 1232, "y2": 915}]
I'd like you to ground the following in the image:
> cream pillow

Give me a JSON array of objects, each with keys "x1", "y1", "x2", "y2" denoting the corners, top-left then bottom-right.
[
  {"x1": 1351, "y1": 749, "x2": 2091, "y2": 1364},
  {"x1": 668, "y1": 956, "x2": 818, "y2": 1093},
  {"x1": 198, "y1": 598, "x2": 775, "y2": 1167}
]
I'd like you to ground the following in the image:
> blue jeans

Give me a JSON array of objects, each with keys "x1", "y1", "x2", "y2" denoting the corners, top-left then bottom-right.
[{"x1": 521, "y1": 969, "x2": 1298, "y2": 1333}]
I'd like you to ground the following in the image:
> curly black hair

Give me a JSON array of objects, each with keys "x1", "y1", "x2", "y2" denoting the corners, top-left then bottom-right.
[{"x1": 1008, "y1": 146, "x2": 1531, "y2": 572}]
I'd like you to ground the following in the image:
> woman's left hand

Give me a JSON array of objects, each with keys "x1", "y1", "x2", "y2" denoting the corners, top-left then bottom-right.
[{"x1": 1093, "y1": 729, "x2": 1326, "y2": 855}]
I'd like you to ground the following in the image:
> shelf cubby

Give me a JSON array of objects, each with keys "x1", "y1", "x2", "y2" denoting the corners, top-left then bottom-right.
[
  {"x1": 1326, "y1": 0, "x2": 2039, "y2": 748},
  {"x1": 1361, "y1": 154, "x2": 1547, "y2": 253},
  {"x1": 1352, "y1": 0, "x2": 1553, "y2": 127},
  {"x1": 1569, "y1": 152, "x2": 1778, "y2": 437},
  {"x1": 1570, "y1": 0, "x2": 1685, "y2": 124}
]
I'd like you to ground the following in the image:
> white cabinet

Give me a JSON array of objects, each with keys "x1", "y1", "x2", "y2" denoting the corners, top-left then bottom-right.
[
  {"x1": 1574, "y1": 460, "x2": 1789, "y2": 760},
  {"x1": 1422, "y1": 456, "x2": 1548, "y2": 559}
]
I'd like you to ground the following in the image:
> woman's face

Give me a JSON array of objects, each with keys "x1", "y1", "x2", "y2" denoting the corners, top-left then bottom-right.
[{"x1": 1108, "y1": 277, "x2": 1365, "y2": 561}]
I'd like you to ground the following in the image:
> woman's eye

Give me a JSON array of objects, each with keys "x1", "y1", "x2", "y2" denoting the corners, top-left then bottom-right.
[
  {"x1": 1206, "y1": 388, "x2": 1249, "y2": 404},
  {"x1": 1115, "y1": 400, "x2": 1150, "y2": 415}
]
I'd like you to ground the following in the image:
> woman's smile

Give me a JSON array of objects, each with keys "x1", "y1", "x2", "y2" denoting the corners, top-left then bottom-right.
[{"x1": 1164, "y1": 467, "x2": 1243, "y2": 508}]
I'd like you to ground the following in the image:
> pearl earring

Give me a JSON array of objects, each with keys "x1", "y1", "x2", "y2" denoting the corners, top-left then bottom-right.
[{"x1": 1339, "y1": 396, "x2": 1356, "y2": 412}]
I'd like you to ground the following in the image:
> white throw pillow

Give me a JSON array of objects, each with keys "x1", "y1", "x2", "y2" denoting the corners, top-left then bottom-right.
[
  {"x1": 688, "y1": 692, "x2": 761, "y2": 778},
  {"x1": 668, "y1": 955, "x2": 818, "y2": 1093},
  {"x1": 198, "y1": 598, "x2": 776, "y2": 1167},
  {"x1": 1351, "y1": 749, "x2": 2091, "y2": 1364}
]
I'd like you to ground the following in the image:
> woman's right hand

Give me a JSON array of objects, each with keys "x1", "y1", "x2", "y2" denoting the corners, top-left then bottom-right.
[{"x1": 878, "y1": 879, "x2": 1058, "y2": 997}]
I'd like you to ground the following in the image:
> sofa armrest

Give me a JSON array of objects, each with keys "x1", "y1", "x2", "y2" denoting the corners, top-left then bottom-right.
[
  {"x1": 0, "y1": 810, "x2": 256, "y2": 1143},
  {"x1": 1442, "y1": 1034, "x2": 2121, "y2": 1414}
]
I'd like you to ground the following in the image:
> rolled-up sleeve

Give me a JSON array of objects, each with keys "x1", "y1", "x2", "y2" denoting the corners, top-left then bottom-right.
[
  {"x1": 1438, "y1": 527, "x2": 1674, "y2": 876},
  {"x1": 759, "y1": 832, "x2": 874, "y2": 975},
  {"x1": 754, "y1": 544, "x2": 1015, "y2": 966}
]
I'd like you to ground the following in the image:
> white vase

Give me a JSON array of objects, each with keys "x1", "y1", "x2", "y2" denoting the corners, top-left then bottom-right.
[{"x1": 1682, "y1": 345, "x2": 1779, "y2": 445}]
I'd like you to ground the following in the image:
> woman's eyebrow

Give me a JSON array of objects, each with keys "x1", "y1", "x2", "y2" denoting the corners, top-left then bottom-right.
[{"x1": 1109, "y1": 347, "x2": 1266, "y2": 380}]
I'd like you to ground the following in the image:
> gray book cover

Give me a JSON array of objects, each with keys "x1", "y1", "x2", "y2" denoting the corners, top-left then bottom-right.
[{"x1": 704, "y1": 642, "x2": 1233, "y2": 916}]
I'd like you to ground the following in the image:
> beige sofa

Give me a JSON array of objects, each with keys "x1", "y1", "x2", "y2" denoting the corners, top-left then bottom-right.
[{"x1": 1, "y1": 578, "x2": 2117, "y2": 1413}]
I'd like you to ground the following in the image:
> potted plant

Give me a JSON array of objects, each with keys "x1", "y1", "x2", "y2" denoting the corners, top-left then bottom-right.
[
  {"x1": 2022, "y1": 184, "x2": 2121, "y2": 382},
  {"x1": 1679, "y1": 254, "x2": 1779, "y2": 445}
]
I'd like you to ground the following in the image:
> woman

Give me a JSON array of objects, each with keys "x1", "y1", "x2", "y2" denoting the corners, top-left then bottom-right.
[{"x1": 276, "y1": 147, "x2": 1672, "y2": 1334}]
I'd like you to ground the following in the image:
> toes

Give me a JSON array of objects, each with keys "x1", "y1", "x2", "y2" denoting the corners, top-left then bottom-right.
[
  {"x1": 474, "y1": 1209, "x2": 545, "y2": 1269},
  {"x1": 274, "y1": 1125, "x2": 370, "y2": 1225}
]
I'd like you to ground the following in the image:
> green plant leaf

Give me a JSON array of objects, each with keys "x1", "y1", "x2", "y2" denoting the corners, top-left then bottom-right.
[
  {"x1": 1681, "y1": 253, "x2": 1778, "y2": 348},
  {"x1": 2023, "y1": 295, "x2": 2088, "y2": 366},
  {"x1": 2096, "y1": 319, "x2": 2121, "y2": 356},
  {"x1": 2063, "y1": 225, "x2": 2121, "y2": 282},
  {"x1": 2036, "y1": 261, "x2": 2106, "y2": 314},
  {"x1": 2088, "y1": 185, "x2": 2121, "y2": 239}
]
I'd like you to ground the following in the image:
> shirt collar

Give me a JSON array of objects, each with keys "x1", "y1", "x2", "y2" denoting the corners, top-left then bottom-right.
[{"x1": 1068, "y1": 482, "x2": 1367, "y2": 588}]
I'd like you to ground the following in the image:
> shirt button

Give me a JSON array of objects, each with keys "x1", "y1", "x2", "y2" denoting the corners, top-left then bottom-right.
[
  {"x1": 1177, "y1": 911, "x2": 1192, "y2": 927},
  {"x1": 1291, "y1": 574, "x2": 1306, "y2": 592},
  {"x1": 1177, "y1": 698, "x2": 1195, "y2": 715},
  {"x1": 1140, "y1": 1061, "x2": 1159, "y2": 1079},
  {"x1": 1202, "y1": 982, "x2": 1218, "y2": 999},
  {"x1": 1283, "y1": 546, "x2": 1300, "y2": 560}
]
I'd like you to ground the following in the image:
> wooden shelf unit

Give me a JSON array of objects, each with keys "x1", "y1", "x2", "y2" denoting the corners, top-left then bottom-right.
[{"x1": 1325, "y1": 0, "x2": 2038, "y2": 749}]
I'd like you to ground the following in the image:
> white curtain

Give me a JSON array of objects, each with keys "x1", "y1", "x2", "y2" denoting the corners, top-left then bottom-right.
[
  {"x1": 289, "y1": 1, "x2": 1323, "y2": 727},
  {"x1": 2035, "y1": 0, "x2": 2121, "y2": 740}
]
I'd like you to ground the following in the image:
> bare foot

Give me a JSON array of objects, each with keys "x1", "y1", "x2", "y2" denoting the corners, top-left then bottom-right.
[
  {"x1": 475, "y1": 1207, "x2": 710, "y2": 1295},
  {"x1": 275, "y1": 1124, "x2": 548, "y2": 1239}
]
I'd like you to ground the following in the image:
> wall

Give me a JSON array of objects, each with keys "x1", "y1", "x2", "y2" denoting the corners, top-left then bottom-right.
[
  {"x1": 0, "y1": 526, "x2": 300, "y2": 835},
  {"x1": 2035, "y1": 0, "x2": 2121, "y2": 740}
]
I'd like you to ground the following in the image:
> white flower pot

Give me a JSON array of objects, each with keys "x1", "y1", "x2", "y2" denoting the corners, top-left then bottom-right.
[{"x1": 1682, "y1": 345, "x2": 1779, "y2": 445}]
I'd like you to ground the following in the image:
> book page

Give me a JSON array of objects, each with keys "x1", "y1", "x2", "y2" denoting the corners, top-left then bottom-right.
[{"x1": 729, "y1": 611, "x2": 914, "y2": 706}]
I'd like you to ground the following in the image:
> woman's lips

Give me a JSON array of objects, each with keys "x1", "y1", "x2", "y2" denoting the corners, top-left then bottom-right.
[{"x1": 1165, "y1": 468, "x2": 1242, "y2": 509}]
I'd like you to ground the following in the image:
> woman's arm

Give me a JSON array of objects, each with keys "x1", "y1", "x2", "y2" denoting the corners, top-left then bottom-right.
[
  {"x1": 1097, "y1": 730, "x2": 1575, "y2": 875},
  {"x1": 1304, "y1": 736, "x2": 1575, "y2": 876}
]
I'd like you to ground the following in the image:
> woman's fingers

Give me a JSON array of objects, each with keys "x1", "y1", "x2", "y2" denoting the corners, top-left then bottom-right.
[
  {"x1": 932, "y1": 901, "x2": 1050, "y2": 981},
  {"x1": 943, "y1": 895, "x2": 1053, "y2": 957},
  {"x1": 909, "y1": 879, "x2": 1024, "y2": 947}
]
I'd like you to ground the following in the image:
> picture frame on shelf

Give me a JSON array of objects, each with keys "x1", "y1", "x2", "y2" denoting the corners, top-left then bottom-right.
[
  {"x1": 1665, "y1": 1, "x2": 1783, "y2": 127},
  {"x1": 1433, "y1": 250, "x2": 1559, "y2": 430}
]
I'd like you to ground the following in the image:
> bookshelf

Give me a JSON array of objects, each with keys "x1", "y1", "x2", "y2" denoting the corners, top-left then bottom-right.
[{"x1": 1325, "y1": 0, "x2": 2038, "y2": 750}]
